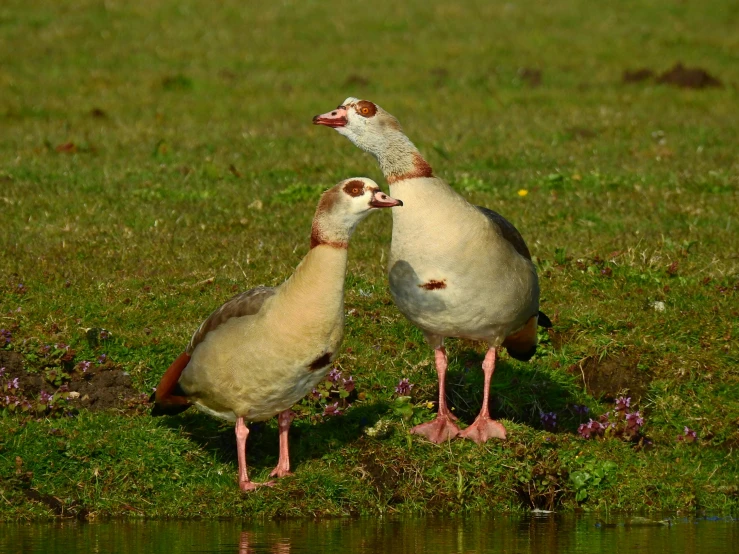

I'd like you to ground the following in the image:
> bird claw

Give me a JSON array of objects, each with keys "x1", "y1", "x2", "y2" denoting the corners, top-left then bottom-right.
[
  {"x1": 410, "y1": 416, "x2": 461, "y2": 443},
  {"x1": 459, "y1": 417, "x2": 507, "y2": 443},
  {"x1": 239, "y1": 480, "x2": 275, "y2": 492},
  {"x1": 269, "y1": 467, "x2": 294, "y2": 479}
]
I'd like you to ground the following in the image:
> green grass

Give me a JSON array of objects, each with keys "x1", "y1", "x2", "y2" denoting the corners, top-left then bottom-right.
[{"x1": 1, "y1": 0, "x2": 737, "y2": 519}]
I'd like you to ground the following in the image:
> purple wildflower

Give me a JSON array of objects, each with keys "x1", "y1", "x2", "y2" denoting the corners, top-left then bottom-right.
[
  {"x1": 625, "y1": 411, "x2": 644, "y2": 430},
  {"x1": 395, "y1": 378, "x2": 414, "y2": 395},
  {"x1": 309, "y1": 388, "x2": 320, "y2": 401},
  {"x1": 327, "y1": 368, "x2": 342, "y2": 383},
  {"x1": 571, "y1": 404, "x2": 589, "y2": 416},
  {"x1": 615, "y1": 396, "x2": 631, "y2": 412},
  {"x1": 680, "y1": 426, "x2": 697, "y2": 443},
  {"x1": 99, "y1": 329, "x2": 110, "y2": 340},
  {"x1": 97, "y1": 353, "x2": 107, "y2": 364},
  {"x1": 8, "y1": 378, "x2": 19, "y2": 390},
  {"x1": 4, "y1": 395, "x2": 20, "y2": 407},
  {"x1": 578, "y1": 418, "x2": 605, "y2": 439},
  {"x1": 540, "y1": 411, "x2": 557, "y2": 431},
  {"x1": 323, "y1": 402, "x2": 342, "y2": 416},
  {"x1": 39, "y1": 390, "x2": 53, "y2": 405},
  {"x1": 79, "y1": 361, "x2": 92, "y2": 373},
  {"x1": 0, "y1": 329, "x2": 11, "y2": 345},
  {"x1": 0, "y1": 367, "x2": 5, "y2": 377},
  {"x1": 342, "y1": 375, "x2": 355, "y2": 393},
  {"x1": 55, "y1": 342, "x2": 69, "y2": 351}
]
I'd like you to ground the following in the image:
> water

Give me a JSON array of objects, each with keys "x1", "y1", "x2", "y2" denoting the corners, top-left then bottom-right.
[{"x1": 1, "y1": 515, "x2": 737, "y2": 553}]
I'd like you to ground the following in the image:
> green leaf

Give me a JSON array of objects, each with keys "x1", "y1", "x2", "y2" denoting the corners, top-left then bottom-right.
[
  {"x1": 391, "y1": 396, "x2": 415, "y2": 421},
  {"x1": 570, "y1": 470, "x2": 591, "y2": 490}
]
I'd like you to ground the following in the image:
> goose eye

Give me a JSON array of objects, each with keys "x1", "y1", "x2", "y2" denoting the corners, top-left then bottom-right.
[
  {"x1": 343, "y1": 180, "x2": 365, "y2": 197},
  {"x1": 355, "y1": 100, "x2": 377, "y2": 118}
]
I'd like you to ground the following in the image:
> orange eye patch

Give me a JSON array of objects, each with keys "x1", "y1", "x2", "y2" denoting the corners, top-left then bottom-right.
[
  {"x1": 355, "y1": 100, "x2": 377, "y2": 118},
  {"x1": 343, "y1": 180, "x2": 365, "y2": 197}
]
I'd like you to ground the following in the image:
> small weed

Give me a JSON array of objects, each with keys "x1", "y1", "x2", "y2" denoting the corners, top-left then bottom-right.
[
  {"x1": 570, "y1": 460, "x2": 618, "y2": 502},
  {"x1": 295, "y1": 368, "x2": 356, "y2": 420},
  {"x1": 577, "y1": 396, "x2": 646, "y2": 442}
]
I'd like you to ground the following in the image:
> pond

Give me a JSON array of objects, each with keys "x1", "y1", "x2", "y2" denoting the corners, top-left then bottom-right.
[{"x1": 1, "y1": 514, "x2": 737, "y2": 553}]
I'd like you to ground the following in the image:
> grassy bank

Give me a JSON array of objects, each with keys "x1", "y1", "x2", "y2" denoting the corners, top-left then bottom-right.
[{"x1": 1, "y1": 0, "x2": 737, "y2": 519}]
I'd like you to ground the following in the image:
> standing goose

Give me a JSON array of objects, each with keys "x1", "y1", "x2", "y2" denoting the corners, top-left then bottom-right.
[
  {"x1": 150, "y1": 178, "x2": 402, "y2": 491},
  {"x1": 314, "y1": 99, "x2": 551, "y2": 444}
]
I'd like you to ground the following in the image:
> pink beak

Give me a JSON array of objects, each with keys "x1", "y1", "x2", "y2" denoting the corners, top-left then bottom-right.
[
  {"x1": 369, "y1": 190, "x2": 403, "y2": 208},
  {"x1": 313, "y1": 106, "x2": 348, "y2": 128}
]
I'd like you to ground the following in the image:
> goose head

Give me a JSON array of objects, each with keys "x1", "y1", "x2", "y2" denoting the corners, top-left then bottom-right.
[
  {"x1": 311, "y1": 177, "x2": 402, "y2": 248},
  {"x1": 313, "y1": 98, "x2": 406, "y2": 156}
]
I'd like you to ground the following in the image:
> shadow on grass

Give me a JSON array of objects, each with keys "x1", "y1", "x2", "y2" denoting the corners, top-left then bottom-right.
[
  {"x1": 447, "y1": 347, "x2": 585, "y2": 432},
  {"x1": 152, "y1": 401, "x2": 390, "y2": 473}
]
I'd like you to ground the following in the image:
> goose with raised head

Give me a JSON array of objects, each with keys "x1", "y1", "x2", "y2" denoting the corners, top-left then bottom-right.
[
  {"x1": 314, "y1": 99, "x2": 551, "y2": 444},
  {"x1": 150, "y1": 177, "x2": 403, "y2": 490}
]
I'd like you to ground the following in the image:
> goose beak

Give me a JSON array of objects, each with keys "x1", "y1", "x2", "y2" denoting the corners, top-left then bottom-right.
[
  {"x1": 313, "y1": 106, "x2": 348, "y2": 128},
  {"x1": 369, "y1": 190, "x2": 403, "y2": 208}
]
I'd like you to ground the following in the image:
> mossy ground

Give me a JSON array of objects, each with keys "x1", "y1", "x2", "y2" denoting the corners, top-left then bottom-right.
[{"x1": 1, "y1": 0, "x2": 737, "y2": 520}]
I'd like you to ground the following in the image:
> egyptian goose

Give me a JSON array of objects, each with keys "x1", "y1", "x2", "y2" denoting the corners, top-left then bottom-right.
[
  {"x1": 314, "y1": 99, "x2": 551, "y2": 444},
  {"x1": 150, "y1": 178, "x2": 402, "y2": 490}
]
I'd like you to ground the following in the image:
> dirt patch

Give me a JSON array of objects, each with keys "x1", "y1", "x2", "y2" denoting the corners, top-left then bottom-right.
[
  {"x1": 566, "y1": 127, "x2": 597, "y2": 139},
  {"x1": 623, "y1": 64, "x2": 722, "y2": 89},
  {"x1": 547, "y1": 328, "x2": 578, "y2": 351},
  {"x1": 344, "y1": 74, "x2": 370, "y2": 87},
  {"x1": 656, "y1": 63, "x2": 722, "y2": 89},
  {"x1": 518, "y1": 67, "x2": 542, "y2": 87},
  {"x1": 0, "y1": 350, "x2": 146, "y2": 413},
  {"x1": 430, "y1": 67, "x2": 449, "y2": 86},
  {"x1": 623, "y1": 68, "x2": 654, "y2": 83},
  {"x1": 569, "y1": 350, "x2": 650, "y2": 402}
]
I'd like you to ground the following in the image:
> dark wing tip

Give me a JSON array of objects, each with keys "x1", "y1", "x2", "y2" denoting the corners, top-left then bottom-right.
[
  {"x1": 506, "y1": 344, "x2": 537, "y2": 362},
  {"x1": 538, "y1": 311, "x2": 553, "y2": 328}
]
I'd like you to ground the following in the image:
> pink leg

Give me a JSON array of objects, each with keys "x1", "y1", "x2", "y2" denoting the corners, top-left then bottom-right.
[
  {"x1": 410, "y1": 347, "x2": 461, "y2": 443},
  {"x1": 236, "y1": 417, "x2": 275, "y2": 492},
  {"x1": 269, "y1": 410, "x2": 294, "y2": 478},
  {"x1": 459, "y1": 348, "x2": 507, "y2": 443}
]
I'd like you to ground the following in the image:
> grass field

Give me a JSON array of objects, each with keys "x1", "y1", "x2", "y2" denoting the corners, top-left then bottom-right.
[{"x1": 1, "y1": 0, "x2": 737, "y2": 519}]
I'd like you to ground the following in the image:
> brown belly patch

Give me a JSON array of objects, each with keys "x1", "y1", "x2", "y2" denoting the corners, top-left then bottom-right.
[{"x1": 419, "y1": 279, "x2": 447, "y2": 290}]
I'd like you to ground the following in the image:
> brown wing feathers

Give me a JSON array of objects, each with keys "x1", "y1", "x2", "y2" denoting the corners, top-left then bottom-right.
[
  {"x1": 187, "y1": 287, "x2": 275, "y2": 353},
  {"x1": 151, "y1": 286, "x2": 276, "y2": 417}
]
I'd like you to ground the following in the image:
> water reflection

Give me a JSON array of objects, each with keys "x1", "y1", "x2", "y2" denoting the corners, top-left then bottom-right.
[
  {"x1": 1, "y1": 514, "x2": 737, "y2": 554},
  {"x1": 237, "y1": 531, "x2": 290, "y2": 554}
]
